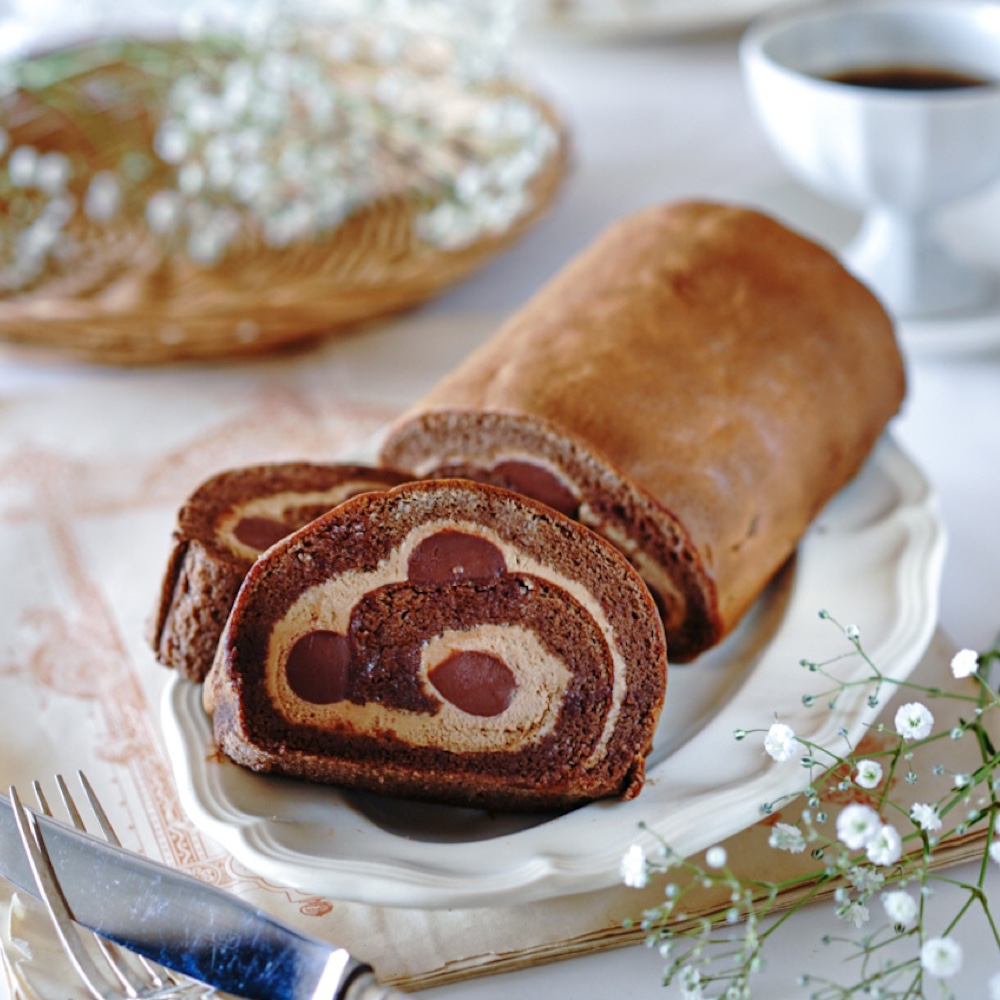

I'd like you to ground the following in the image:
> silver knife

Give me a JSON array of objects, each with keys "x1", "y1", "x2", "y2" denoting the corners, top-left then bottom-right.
[{"x1": 0, "y1": 791, "x2": 402, "y2": 999}]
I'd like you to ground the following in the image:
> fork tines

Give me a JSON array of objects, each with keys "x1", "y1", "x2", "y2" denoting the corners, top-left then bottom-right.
[{"x1": 8, "y1": 772, "x2": 213, "y2": 999}]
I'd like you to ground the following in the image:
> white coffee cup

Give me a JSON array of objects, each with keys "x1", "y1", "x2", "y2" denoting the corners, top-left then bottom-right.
[{"x1": 741, "y1": 0, "x2": 1000, "y2": 318}]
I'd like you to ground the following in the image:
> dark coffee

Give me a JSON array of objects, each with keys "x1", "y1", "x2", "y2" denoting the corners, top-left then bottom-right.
[{"x1": 825, "y1": 65, "x2": 992, "y2": 91}]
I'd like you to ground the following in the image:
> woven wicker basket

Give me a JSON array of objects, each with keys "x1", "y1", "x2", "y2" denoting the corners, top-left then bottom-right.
[{"x1": 0, "y1": 50, "x2": 569, "y2": 365}]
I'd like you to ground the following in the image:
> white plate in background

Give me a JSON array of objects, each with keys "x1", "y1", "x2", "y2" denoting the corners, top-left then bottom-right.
[{"x1": 527, "y1": 0, "x2": 818, "y2": 39}]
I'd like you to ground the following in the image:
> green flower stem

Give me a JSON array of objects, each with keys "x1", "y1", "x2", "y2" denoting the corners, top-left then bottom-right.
[
  {"x1": 631, "y1": 618, "x2": 1000, "y2": 997},
  {"x1": 754, "y1": 874, "x2": 833, "y2": 941}
]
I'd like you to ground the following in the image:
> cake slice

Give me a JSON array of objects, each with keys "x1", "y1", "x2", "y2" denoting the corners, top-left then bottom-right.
[
  {"x1": 379, "y1": 200, "x2": 906, "y2": 661},
  {"x1": 204, "y1": 478, "x2": 667, "y2": 811},
  {"x1": 149, "y1": 462, "x2": 411, "y2": 682}
]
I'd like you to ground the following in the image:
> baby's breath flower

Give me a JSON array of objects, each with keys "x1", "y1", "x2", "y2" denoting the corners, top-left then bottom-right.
[
  {"x1": 894, "y1": 702, "x2": 934, "y2": 741},
  {"x1": 625, "y1": 621, "x2": 999, "y2": 997},
  {"x1": 836, "y1": 803, "x2": 881, "y2": 850},
  {"x1": 0, "y1": 8, "x2": 561, "y2": 282},
  {"x1": 951, "y1": 648, "x2": 979, "y2": 678},
  {"x1": 848, "y1": 865, "x2": 884, "y2": 893},
  {"x1": 620, "y1": 843, "x2": 648, "y2": 889},
  {"x1": 35, "y1": 151, "x2": 71, "y2": 194},
  {"x1": 837, "y1": 900, "x2": 870, "y2": 928},
  {"x1": 855, "y1": 759, "x2": 883, "y2": 789},
  {"x1": 768, "y1": 822, "x2": 806, "y2": 854},
  {"x1": 677, "y1": 964, "x2": 703, "y2": 999},
  {"x1": 705, "y1": 846, "x2": 727, "y2": 869},
  {"x1": 146, "y1": 190, "x2": 183, "y2": 234},
  {"x1": 882, "y1": 889, "x2": 918, "y2": 928},
  {"x1": 84, "y1": 171, "x2": 122, "y2": 222},
  {"x1": 920, "y1": 936, "x2": 963, "y2": 978},
  {"x1": 910, "y1": 802, "x2": 942, "y2": 832},
  {"x1": 844, "y1": 623, "x2": 860, "y2": 641},
  {"x1": 8, "y1": 145, "x2": 38, "y2": 187},
  {"x1": 154, "y1": 121, "x2": 190, "y2": 165},
  {"x1": 763, "y1": 722, "x2": 799, "y2": 763},
  {"x1": 866, "y1": 824, "x2": 903, "y2": 866}
]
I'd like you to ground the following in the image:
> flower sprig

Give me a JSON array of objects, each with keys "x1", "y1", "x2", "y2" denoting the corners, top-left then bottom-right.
[
  {"x1": 621, "y1": 612, "x2": 1000, "y2": 999},
  {"x1": 0, "y1": 0, "x2": 558, "y2": 287}
]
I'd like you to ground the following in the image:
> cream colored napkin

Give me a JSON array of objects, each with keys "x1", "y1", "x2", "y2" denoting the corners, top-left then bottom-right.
[{"x1": 0, "y1": 321, "x2": 989, "y2": 995}]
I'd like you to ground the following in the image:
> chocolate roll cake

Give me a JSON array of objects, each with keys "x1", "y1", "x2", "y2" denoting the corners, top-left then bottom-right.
[
  {"x1": 379, "y1": 200, "x2": 906, "y2": 661},
  {"x1": 150, "y1": 462, "x2": 411, "y2": 682},
  {"x1": 204, "y1": 479, "x2": 667, "y2": 811}
]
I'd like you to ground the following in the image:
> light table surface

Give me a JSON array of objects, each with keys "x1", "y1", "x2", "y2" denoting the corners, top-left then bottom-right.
[{"x1": 1, "y1": 21, "x2": 998, "y2": 1000}]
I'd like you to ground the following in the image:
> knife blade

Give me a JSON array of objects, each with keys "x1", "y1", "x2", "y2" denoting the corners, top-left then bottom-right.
[{"x1": 0, "y1": 790, "x2": 398, "y2": 999}]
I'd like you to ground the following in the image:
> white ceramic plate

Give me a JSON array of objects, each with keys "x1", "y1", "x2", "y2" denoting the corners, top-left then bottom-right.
[
  {"x1": 161, "y1": 435, "x2": 944, "y2": 909},
  {"x1": 527, "y1": 0, "x2": 818, "y2": 39}
]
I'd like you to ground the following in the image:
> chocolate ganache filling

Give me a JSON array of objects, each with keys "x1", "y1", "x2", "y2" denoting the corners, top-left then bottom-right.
[
  {"x1": 427, "y1": 650, "x2": 517, "y2": 717},
  {"x1": 434, "y1": 462, "x2": 580, "y2": 518},
  {"x1": 407, "y1": 530, "x2": 507, "y2": 583},
  {"x1": 255, "y1": 527, "x2": 616, "y2": 775},
  {"x1": 285, "y1": 630, "x2": 354, "y2": 704}
]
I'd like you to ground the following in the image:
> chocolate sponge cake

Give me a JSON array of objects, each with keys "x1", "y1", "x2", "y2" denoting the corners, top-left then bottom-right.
[
  {"x1": 150, "y1": 462, "x2": 411, "y2": 682},
  {"x1": 204, "y1": 478, "x2": 668, "y2": 811},
  {"x1": 379, "y1": 200, "x2": 906, "y2": 661}
]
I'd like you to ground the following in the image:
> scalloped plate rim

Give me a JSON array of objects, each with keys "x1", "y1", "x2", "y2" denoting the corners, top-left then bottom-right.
[{"x1": 160, "y1": 434, "x2": 945, "y2": 908}]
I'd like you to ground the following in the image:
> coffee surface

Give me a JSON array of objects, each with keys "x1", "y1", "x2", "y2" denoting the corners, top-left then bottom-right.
[{"x1": 825, "y1": 65, "x2": 992, "y2": 91}]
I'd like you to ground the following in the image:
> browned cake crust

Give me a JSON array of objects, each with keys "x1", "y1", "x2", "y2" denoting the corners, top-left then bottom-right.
[
  {"x1": 204, "y1": 478, "x2": 668, "y2": 811},
  {"x1": 379, "y1": 200, "x2": 906, "y2": 661},
  {"x1": 149, "y1": 462, "x2": 411, "y2": 682}
]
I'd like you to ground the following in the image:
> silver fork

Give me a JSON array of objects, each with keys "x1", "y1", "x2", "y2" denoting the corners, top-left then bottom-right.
[{"x1": 9, "y1": 772, "x2": 215, "y2": 999}]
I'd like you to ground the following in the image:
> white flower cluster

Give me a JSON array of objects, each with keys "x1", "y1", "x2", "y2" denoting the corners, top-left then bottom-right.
[
  {"x1": 148, "y1": 10, "x2": 559, "y2": 262},
  {"x1": 621, "y1": 629, "x2": 1000, "y2": 996},
  {"x1": 920, "y1": 935, "x2": 964, "y2": 979},
  {"x1": 894, "y1": 700, "x2": 934, "y2": 741},
  {"x1": 0, "y1": 135, "x2": 128, "y2": 290},
  {"x1": 768, "y1": 821, "x2": 805, "y2": 853},
  {"x1": 0, "y1": 0, "x2": 560, "y2": 284},
  {"x1": 762, "y1": 721, "x2": 799, "y2": 763},
  {"x1": 0, "y1": 134, "x2": 76, "y2": 291},
  {"x1": 835, "y1": 803, "x2": 902, "y2": 865},
  {"x1": 909, "y1": 800, "x2": 941, "y2": 832},
  {"x1": 619, "y1": 842, "x2": 647, "y2": 889},
  {"x1": 950, "y1": 647, "x2": 979, "y2": 678},
  {"x1": 415, "y1": 95, "x2": 559, "y2": 250},
  {"x1": 881, "y1": 888, "x2": 918, "y2": 928},
  {"x1": 854, "y1": 758, "x2": 882, "y2": 789},
  {"x1": 149, "y1": 31, "x2": 376, "y2": 263}
]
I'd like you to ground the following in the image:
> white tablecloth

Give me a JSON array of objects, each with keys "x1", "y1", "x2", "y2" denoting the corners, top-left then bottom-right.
[{"x1": 2, "y1": 18, "x2": 998, "y2": 1000}]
